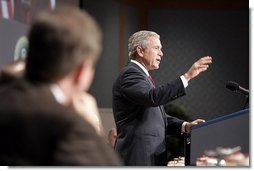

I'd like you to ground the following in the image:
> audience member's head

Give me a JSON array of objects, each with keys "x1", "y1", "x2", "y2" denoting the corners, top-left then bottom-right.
[
  {"x1": 0, "y1": 6, "x2": 122, "y2": 166},
  {"x1": 25, "y1": 5, "x2": 102, "y2": 92}
]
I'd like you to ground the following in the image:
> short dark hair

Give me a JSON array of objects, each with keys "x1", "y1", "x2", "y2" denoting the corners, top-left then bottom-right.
[{"x1": 25, "y1": 5, "x2": 102, "y2": 83}]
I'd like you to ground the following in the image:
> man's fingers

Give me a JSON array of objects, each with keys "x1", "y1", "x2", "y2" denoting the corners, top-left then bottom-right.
[{"x1": 199, "y1": 56, "x2": 212, "y2": 64}]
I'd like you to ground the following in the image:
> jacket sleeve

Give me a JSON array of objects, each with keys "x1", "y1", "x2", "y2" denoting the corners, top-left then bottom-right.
[
  {"x1": 121, "y1": 68, "x2": 186, "y2": 107},
  {"x1": 166, "y1": 114, "x2": 185, "y2": 135}
]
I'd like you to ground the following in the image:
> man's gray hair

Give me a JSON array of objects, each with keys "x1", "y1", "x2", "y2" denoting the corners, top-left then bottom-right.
[{"x1": 128, "y1": 30, "x2": 160, "y2": 59}]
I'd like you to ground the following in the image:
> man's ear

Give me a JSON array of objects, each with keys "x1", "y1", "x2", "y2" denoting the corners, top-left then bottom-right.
[
  {"x1": 73, "y1": 63, "x2": 84, "y2": 84},
  {"x1": 136, "y1": 46, "x2": 144, "y2": 57},
  {"x1": 74, "y1": 61, "x2": 94, "y2": 91}
]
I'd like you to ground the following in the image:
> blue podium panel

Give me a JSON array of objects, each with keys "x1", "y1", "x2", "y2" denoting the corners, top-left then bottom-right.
[{"x1": 187, "y1": 109, "x2": 249, "y2": 166}]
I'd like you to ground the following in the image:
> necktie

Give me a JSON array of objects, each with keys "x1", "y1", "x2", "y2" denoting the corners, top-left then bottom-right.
[{"x1": 148, "y1": 75, "x2": 155, "y2": 87}]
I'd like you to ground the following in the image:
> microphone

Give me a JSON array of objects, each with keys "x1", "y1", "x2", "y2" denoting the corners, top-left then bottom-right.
[{"x1": 226, "y1": 81, "x2": 249, "y2": 96}]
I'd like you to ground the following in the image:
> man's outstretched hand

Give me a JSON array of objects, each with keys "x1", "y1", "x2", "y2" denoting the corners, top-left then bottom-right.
[{"x1": 184, "y1": 56, "x2": 212, "y2": 81}]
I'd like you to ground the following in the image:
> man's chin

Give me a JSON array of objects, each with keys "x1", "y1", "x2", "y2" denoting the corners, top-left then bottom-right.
[
  {"x1": 148, "y1": 65, "x2": 160, "y2": 71},
  {"x1": 150, "y1": 68, "x2": 159, "y2": 71},
  {"x1": 154, "y1": 65, "x2": 160, "y2": 70}
]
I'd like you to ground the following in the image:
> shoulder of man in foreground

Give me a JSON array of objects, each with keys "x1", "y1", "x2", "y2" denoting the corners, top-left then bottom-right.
[{"x1": 0, "y1": 79, "x2": 122, "y2": 166}]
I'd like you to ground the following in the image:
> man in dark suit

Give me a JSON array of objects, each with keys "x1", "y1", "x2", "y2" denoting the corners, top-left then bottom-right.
[
  {"x1": 0, "y1": 5, "x2": 122, "y2": 166},
  {"x1": 112, "y1": 30, "x2": 212, "y2": 166}
]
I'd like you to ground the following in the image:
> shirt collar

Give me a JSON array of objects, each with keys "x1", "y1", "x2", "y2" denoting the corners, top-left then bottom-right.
[
  {"x1": 130, "y1": 59, "x2": 149, "y2": 76},
  {"x1": 49, "y1": 84, "x2": 67, "y2": 105}
]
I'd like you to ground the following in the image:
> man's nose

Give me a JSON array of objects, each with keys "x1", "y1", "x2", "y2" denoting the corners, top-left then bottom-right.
[{"x1": 159, "y1": 50, "x2": 163, "y2": 57}]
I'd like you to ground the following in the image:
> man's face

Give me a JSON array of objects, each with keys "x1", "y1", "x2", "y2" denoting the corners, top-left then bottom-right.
[{"x1": 141, "y1": 36, "x2": 163, "y2": 71}]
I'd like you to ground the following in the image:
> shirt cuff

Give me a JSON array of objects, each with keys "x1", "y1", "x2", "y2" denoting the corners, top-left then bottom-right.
[
  {"x1": 180, "y1": 75, "x2": 188, "y2": 88},
  {"x1": 181, "y1": 121, "x2": 188, "y2": 133}
]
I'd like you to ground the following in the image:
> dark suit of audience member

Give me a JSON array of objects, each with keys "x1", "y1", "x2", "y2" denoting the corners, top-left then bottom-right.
[
  {"x1": 112, "y1": 31, "x2": 212, "y2": 166},
  {"x1": 0, "y1": 5, "x2": 122, "y2": 166},
  {"x1": 0, "y1": 78, "x2": 120, "y2": 165}
]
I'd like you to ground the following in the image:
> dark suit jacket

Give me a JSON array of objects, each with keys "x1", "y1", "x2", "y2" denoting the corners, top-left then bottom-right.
[
  {"x1": 0, "y1": 78, "x2": 122, "y2": 166},
  {"x1": 112, "y1": 62, "x2": 186, "y2": 166}
]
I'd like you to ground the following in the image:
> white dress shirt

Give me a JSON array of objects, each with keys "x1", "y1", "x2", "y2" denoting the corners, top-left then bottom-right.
[{"x1": 49, "y1": 84, "x2": 67, "y2": 105}]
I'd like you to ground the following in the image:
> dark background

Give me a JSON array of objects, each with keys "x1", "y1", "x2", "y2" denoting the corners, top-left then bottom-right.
[{"x1": 84, "y1": 0, "x2": 249, "y2": 121}]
